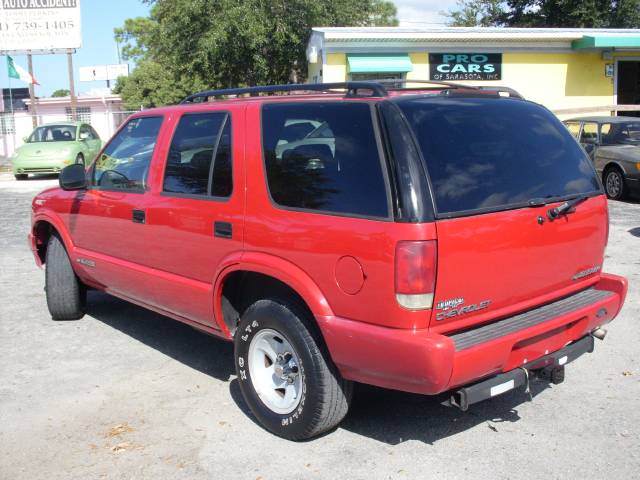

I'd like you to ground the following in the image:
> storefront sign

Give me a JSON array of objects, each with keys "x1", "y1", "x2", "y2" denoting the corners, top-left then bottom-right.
[
  {"x1": 0, "y1": 0, "x2": 81, "y2": 53},
  {"x1": 429, "y1": 53, "x2": 502, "y2": 81}
]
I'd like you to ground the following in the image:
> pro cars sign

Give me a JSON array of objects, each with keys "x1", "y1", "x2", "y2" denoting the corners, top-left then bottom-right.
[
  {"x1": 429, "y1": 53, "x2": 501, "y2": 81},
  {"x1": 0, "y1": 0, "x2": 82, "y2": 53}
]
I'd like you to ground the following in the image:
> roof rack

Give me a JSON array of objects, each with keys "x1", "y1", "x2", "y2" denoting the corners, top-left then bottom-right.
[
  {"x1": 180, "y1": 82, "x2": 388, "y2": 104},
  {"x1": 179, "y1": 80, "x2": 525, "y2": 104},
  {"x1": 379, "y1": 79, "x2": 525, "y2": 99},
  {"x1": 375, "y1": 78, "x2": 481, "y2": 90}
]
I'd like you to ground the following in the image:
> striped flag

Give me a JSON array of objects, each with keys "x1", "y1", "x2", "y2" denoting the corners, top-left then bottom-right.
[{"x1": 7, "y1": 56, "x2": 39, "y2": 85}]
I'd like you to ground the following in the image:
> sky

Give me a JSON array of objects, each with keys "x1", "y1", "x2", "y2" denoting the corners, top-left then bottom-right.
[{"x1": 2, "y1": 0, "x2": 457, "y2": 97}]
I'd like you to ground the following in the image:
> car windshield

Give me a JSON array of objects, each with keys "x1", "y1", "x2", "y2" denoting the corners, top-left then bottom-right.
[
  {"x1": 28, "y1": 125, "x2": 76, "y2": 143},
  {"x1": 396, "y1": 96, "x2": 601, "y2": 217},
  {"x1": 601, "y1": 122, "x2": 640, "y2": 145}
]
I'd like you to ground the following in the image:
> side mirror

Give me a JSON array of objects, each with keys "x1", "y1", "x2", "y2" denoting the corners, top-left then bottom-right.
[
  {"x1": 59, "y1": 164, "x2": 87, "y2": 191},
  {"x1": 22, "y1": 136, "x2": 28, "y2": 143},
  {"x1": 79, "y1": 132, "x2": 90, "y2": 140}
]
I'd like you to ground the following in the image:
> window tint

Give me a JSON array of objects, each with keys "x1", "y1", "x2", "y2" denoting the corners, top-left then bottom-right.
[
  {"x1": 28, "y1": 124, "x2": 76, "y2": 142},
  {"x1": 93, "y1": 116, "x2": 163, "y2": 191},
  {"x1": 601, "y1": 121, "x2": 640, "y2": 145},
  {"x1": 262, "y1": 102, "x2": 388, "y2": 218},
  {"x1": 397, "y1": 97, "x2": 601, "y2": 216},
  {"x1": 163, "y1": 112, "x2": 232, "y2": 197}
]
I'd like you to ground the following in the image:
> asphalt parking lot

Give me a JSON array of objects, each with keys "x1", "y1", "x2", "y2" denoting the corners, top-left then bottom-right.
[{"x1": 0, "y1": 173, "x2": 638, "y2": 480}]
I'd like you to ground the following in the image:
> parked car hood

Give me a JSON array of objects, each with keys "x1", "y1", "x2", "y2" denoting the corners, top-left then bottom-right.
[{"x1": 16, "y1": 142, "x2": 76, "y2": 158}]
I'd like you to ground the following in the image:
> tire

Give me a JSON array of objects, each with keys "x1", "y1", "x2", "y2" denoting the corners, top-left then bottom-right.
[
  {"x1": 45, "y1": 234, "x2": 86, "y2": 320},
  {"x1": 14, "y1": 174, "x2": 28, "y2": 181},
  {"x1": 604, "y1": 167, "x2": 627, "y2": 200},
  {"x1": 75, "y1": 153, "x2": 85, "y2": 167},
  {"x1": 234, "y1": 298, "x2": 352, "y2": 440}
]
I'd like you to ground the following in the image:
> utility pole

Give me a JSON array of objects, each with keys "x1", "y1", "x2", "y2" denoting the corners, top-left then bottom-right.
[
  {"x1": 27, "y1": 53, "x2": 37, "y2": 128},
  {"x1": 67, "y1": 49, "x2": 77, "y2": 121}
]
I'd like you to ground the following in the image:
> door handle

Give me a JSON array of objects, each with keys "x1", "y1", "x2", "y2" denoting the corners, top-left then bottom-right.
[
  {"x1": 132, "y1": 209, "x2": 146, "y2": 224},
  {"x1": 214, "y1": 221, "x2": 232, "y2": 239}
]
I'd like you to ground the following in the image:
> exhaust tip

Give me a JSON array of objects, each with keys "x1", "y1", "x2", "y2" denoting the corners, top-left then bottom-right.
[{"x1": 592, "y1": 327, "x2": 607, "y2": 341}]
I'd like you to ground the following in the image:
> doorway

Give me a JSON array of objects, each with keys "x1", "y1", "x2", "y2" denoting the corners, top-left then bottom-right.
[{"x1": 616, "y1": 60, "x2": 640, "y2": 117}]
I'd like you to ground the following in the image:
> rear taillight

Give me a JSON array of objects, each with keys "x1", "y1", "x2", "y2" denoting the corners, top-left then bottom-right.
[{"x1": 395, "y1": 240, "x2": 437, "y2": 310}]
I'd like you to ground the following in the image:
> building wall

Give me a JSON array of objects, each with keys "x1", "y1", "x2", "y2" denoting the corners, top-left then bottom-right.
[
  {"x1": 323, "y1": 53, "x2": 347, "y2": 83},
  {"x1": 318, "y1": 50, "x2": 616, "y2": 118}
]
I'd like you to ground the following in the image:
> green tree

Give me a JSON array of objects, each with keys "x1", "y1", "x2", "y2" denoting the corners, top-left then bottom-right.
[
  {"x1": 446, "y1": 0, "x2": 504, "y2": 26},
  {"x1": 445, "y1": 0, "x2": 640, "y2": 27},
  {"x1": 114, "y1": 0, "x2": 398, "y2": 107},
  {"x1": 50, "y1": 89, "x2": 71, "y2": 97}
]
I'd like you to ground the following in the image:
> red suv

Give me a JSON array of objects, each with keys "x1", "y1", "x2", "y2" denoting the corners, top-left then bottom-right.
[{"x1": 29, "y1": 81, "x2": 628, "y2": 440}]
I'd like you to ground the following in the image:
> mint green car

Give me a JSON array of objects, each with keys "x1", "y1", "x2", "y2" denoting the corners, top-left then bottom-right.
[{"x1": 12, "y1": 122, "x2": 103, "y2": 180}]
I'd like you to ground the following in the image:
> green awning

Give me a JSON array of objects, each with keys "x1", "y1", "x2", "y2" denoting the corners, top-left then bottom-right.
[
  {"x1": 347, "y1": 54, "x2": 413, "y2": 73},
  {"x1": 572, "y1": 35, "x2": 640, "y2": 49}
]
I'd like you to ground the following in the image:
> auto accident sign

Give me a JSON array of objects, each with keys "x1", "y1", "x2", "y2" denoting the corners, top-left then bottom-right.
[
  {"x1": 0, "y1": 0, "x2": 81, "y2": 53},
  {"x1": 429, "y1": 53, "x2": 502, "y2": 81}
]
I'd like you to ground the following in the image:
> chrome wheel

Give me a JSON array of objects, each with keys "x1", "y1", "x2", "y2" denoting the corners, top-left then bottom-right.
[
  {"x1": 605, "y1": 170, "x2": 622, "y2": 199},
  {"x1": 247, "y1": 328, "x2": 302, "y2": 415}
]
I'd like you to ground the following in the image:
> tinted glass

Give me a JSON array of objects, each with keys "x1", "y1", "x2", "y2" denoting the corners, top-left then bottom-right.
[
  {"x1": 262, "y1": 102, "x2": 388, "y2": 218},
  {"x1": 398, "y1": 97, "x2": 601, "y2": 216},
  {"x1": 93, "y1": 116, "x2": 163, "y2": 191},
  {"x1": 163, "y1": 113, "x2": 232, "y2": 197},
  {"x1": 28, "y1": 125, "x2": 76, "y2": 142},
  {"x1": 601, "y1": 121, "x2": 640, "y2": 145}
]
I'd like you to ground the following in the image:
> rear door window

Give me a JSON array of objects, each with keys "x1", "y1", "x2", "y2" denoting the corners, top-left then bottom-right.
[
  {"x1": 93, "y1": 116, "x2": 163, "y2": 191},
  {"x1": 163, "y1": 112, "x2": 232, "y2": 198},
  {"x1": 396, "y1": 97, "x2": 601, "y2": 217},
  {"x1": 580, "y1": 123, "x2": 599, "y2": 144},
  {"x1": 261, "y1": 102, "x2": 389, "y2": 218}
]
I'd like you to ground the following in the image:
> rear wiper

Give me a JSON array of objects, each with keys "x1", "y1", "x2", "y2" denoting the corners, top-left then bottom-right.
[{"x1": 547, "y1": 195, "x2": 589, "y2": 221}]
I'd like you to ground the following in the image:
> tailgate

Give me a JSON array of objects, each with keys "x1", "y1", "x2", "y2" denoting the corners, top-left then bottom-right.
[{"x1": 430, "y1": 195, "x2": 607, "y2": 331}]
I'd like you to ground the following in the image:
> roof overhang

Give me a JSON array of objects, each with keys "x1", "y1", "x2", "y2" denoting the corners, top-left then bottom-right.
[
  {"x1": 572, "y1": 35, "x2": 640, "y2": 49},
  {"x1": 308, "y1": 27, "x2": 640, "y2": 56}
]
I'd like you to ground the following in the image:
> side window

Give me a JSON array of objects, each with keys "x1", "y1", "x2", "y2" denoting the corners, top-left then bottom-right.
[
  {"x1": 80, "y1": 125, "x2": 94, "y2": 140},
  {"x1": 600, "y1": 123, "x2": 613, "y2": 145},
  {"x1": 580, "y1": 123, "x2": 598, "y2": 143},
  {"x1": 565, "y1": 122, "x2": 581, "y2": 139},
  {"x1": 90, "y1": 126, "x2": 101, "y2": 140},
  {"x1": 261, "y1": 102, "x2": 389, "y2": 218},
  {"x1": 93, "y1": 116, "x2": 163, "y2": 191},
  {"x1": 163, "y1": 112, "x2": 232, "y2": 197}
]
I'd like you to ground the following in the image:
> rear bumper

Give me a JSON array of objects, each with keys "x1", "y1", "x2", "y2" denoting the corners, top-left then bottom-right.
[{"x1": 317, "y1": 273, "x2": 627, "y2": 395}]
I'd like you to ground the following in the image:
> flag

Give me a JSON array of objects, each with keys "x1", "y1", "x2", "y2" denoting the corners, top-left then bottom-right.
[{"x1": 7, "y1": 56, "x2": 39, "y2": 85}]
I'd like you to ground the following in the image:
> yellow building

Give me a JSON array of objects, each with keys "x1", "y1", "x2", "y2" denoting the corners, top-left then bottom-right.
[{"x1": 305, "y1": 27, "x2": 640, "y2": 119}]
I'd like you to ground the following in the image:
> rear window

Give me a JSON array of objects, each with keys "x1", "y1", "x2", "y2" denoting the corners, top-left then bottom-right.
[
  {"x1": 261, "y1": 102, "x2": 389, "y2": 218},
  {"x1": 397, "y1": 97, "x2": 601, "y2": 217}
]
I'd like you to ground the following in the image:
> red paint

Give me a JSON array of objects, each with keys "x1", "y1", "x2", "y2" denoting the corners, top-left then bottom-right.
[{"x1": 29, "y1": 93, "x2": 629, "y2": 397}]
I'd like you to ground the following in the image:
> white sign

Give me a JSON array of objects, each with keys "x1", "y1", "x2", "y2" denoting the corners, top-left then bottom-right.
[
  {"x1": 0, "y1": 0, "x2": 82, "y2": 53},
  {"x1": 79, "y1": 63, "x2": 129, "y2": 82}
]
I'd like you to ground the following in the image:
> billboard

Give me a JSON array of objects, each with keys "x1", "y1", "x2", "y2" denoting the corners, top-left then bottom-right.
[
  {"x1": 79, "y1": 64, "x2": 129, "y2": 82},
  {"x1": 429, "y1": 53, "x2": 502, "y2": 81},
  {"x1": 0, "y1": 0, "x2": 82, "y2": 53}
]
